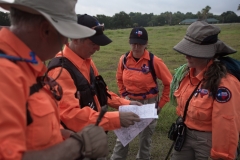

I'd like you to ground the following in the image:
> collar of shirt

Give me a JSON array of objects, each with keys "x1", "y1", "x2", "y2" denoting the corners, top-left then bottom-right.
[
  {"x1": 0, "y1": 28, "x2": 47, "y2": 76},
  {"x1": 56, "y1": 44, "x2": 92, "y2": 82},
  {"x1": 128, "y1": 49, "x2": 150, "y2": 61}
]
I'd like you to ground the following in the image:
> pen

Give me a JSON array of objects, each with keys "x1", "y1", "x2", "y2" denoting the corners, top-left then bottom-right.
[{"x1": 95, "y1": 105, "x2": 108, "y2": 126}]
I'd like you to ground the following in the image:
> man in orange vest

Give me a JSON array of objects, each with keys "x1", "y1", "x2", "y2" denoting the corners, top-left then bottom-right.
[
  {"x1": 0, "y1": 1, "x2": 108, "y2": 160},
  {"x1": 48, "y1": 14, "x2": 141, "y2": 134}
]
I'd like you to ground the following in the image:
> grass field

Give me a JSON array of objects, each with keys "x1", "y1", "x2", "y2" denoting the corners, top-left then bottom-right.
[{"x1": 91, "y1": 24, "x2": 240, "y2": 160}]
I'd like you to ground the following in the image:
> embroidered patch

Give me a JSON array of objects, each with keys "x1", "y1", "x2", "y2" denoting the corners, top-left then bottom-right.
[
  {"x1": 199, "y1": 89, "x2": 209, "y2": 98},
  {"x1": 216, "y1": 87, "x2": 231, "y2": 103},
  {"x1": 135, "y1": 30, "x2": 143, "y2": 37}
]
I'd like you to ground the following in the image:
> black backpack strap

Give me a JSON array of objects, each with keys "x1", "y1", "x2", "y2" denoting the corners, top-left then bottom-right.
[
  {"x1": 47, "y1": 57, "x2": 96, "y2": 101},
  {"x1": 26, "y1": 78, "x2": 44, "y2": 125},
  {"x1": 121, "y1": 51, "x2": 130, "y2": 70},
  {"x1": 47, "y1": 57, "x2": 95, "y2": 129},
  {"x1": 48, "y1": 57, "x2": 79, "y2": 88},
  {"x1": 148, "y1": 52, "x2": 157, "y2": 84}
]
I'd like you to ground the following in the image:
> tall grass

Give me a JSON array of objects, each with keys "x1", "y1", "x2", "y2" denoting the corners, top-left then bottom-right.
[{"x1": 93, "y1": 24, "x2": 240, "y2": 160}]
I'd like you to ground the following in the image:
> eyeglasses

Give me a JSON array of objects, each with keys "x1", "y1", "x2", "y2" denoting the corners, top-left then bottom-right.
[
  {"x1": 38, "y1": 76, "x2": 63, "y2": 101},
  {"x1": 92, "y1": 23, "x2": 104, "y2": 32}
]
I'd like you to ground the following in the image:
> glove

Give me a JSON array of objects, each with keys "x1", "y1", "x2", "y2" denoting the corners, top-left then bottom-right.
[{"x1": 71, "y1": 124, "x2": 108, "y2": 159}]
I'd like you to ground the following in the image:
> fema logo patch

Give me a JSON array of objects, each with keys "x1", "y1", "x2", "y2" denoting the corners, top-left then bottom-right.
[{"x1": 215, "y1": 87, "x2": 231, "y2": 103}]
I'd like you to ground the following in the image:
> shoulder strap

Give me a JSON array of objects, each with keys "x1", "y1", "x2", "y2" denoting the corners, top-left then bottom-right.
[
  {"x1": 48, "y1": 57, "x2": 79, "y2": 87},
  {"x1": 148, "y1": 52, "x2": 157, "y2": 84},
  {"x1": 182, "y1": 81, "x2": 201, "y2": 122},
  {"x1": 47, "y1": 57, "x2": 95, "y2": 87},
  {"x1": 121, "y1": 51, "x2": 130, "y2": 70},
  {"x1": 26, "y1": 79, "x2": 44, "y2": 125}
]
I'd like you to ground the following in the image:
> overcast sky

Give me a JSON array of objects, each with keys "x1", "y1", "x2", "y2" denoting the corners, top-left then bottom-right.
[
  {"x1": 0, "y1": 0, "x2": 239, "y2": 17},
  {"x1": 75, "y1": 0, "x2": 240, "y2": 16}
]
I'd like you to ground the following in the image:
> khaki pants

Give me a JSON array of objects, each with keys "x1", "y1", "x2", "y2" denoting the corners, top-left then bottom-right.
[
  {"x1": 170, "y1": 128, "x2": 212, "y2": 160},
  {"x1": 110, "y1": 97, "x2": 158, "y2": 160}
]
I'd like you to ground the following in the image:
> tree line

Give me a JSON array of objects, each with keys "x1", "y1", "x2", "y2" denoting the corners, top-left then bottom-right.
[
  {"x1": 95, "y1": 6, "x2": 240, "y2": 29},
  {"x1": 0, "y1": 6, "x2": 239, "y2": 29}
]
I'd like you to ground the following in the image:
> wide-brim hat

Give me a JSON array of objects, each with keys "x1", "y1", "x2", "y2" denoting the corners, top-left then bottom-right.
[
  {"x1": 78, "y1": 14, "x2": 112, "y2": 46},
  {"x1": 0, "y1": 0, "x2": 96, "y2": 39},
  {"x1": 173, "y1": 20, "x2": 236, "y2": 58}
]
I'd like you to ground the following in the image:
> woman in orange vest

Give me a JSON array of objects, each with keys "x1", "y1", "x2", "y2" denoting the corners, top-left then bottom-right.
[
  {"x1": 170, "y1": 21, "x2": 240, "y2": 160},
  {"x1": 111, "y1": 27, "x2": 172, "y2": 160}
]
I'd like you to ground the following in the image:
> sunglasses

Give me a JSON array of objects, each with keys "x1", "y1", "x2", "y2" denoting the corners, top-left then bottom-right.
[
  {"x1": 92, "y1": 23, "x2": 104, "y2": 32},
  {"x1": 38, "y1": 76, "x2": 63, "y2": 101}
]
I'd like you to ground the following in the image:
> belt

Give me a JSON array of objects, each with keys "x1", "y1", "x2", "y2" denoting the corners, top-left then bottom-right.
[{"x1": 187, "y1": 127, "x2": 206, "y2": 132}]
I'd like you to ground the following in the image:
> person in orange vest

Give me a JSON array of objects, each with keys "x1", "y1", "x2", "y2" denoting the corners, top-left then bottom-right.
[
  {"x1": 170, "y1": 20, "x2": 240, "y2": 160},
  {"x1": 111, "y1": 27, "x2": 172, "y2": 160},
  {"x1": 47, "y1": 14, "x2": 141, "y2": 136},
  {"x1": 0, "y1": 1, "x2": 109, "y2": 160}
]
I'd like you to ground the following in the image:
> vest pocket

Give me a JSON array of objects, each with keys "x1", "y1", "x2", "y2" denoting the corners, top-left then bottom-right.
[
  {"x1": 26, "y1": 95, "x2": 56, "y2": 149},
  {"x1": 188, "y1": 96, "x2": 213, "y2": 121}
]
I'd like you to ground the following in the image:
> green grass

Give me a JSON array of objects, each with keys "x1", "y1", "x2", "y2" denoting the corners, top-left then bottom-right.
[{"x1": 94, "y1": 24, "x2": 240, "y2": 160}]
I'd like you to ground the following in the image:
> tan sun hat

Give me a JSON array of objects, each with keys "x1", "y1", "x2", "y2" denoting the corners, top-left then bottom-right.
[
  {"x1": 0, "y1": 0, "x2": 96, "y2": 39},
  {"x1": 173, "y1": 20, "x2": 236, "y2": 58}
]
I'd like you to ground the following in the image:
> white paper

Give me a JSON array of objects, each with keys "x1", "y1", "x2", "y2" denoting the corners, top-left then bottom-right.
[
  {"x1": 119, "y1": 103, "x2": 158, "y2": 119},
  {"x1": 114, "y1": 103, "x2": 158, "y2": 146}
]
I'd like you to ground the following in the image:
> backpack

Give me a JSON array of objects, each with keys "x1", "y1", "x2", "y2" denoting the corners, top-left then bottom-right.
[
  {"x1": 218, "y1": 56, "x2": 240, "y2": 81},
  {"x1": 122, "y1": 51, "x2": 157, "y2": 84}
]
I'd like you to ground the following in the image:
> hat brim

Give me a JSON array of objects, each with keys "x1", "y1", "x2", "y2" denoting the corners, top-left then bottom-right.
[
  {"x1": 215, "y1": 40, "x2": 236, "y2": 57},
  {"x1": 89, "y1": 34, "x2": 112, "y2": 46},
  {"x1": 173, "y1": 38, "x2": 215, "y2": 58},
  {"x1": 174, "y1": 38, "x2": 237, "y2": 58},
  {"x1": 129, "y1": 38, "x2": 147, "y2": 45},
  {"x1": 0, "y1": 1, "x2": 95, "y2": 39}
]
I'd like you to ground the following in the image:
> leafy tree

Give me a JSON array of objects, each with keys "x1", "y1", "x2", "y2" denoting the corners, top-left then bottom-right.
[
  {"x1": 172, "y1": 11, "x2": 185, "y2": 25},
  {"x1": 112, "y1": 11, "x2": 131, "y2": 28},
  {"x1": 224, "y1": 11, "x2": 239, "y2": 23},
  {"x1": 201, "y1": 5, "x2": 211, "y2": 20},
  {"x1": 96, "y1": 14, "x2": 113, "y2": 29},
  {"x1": 197, "y1": 11, "x2": 202, "y2": 20}
]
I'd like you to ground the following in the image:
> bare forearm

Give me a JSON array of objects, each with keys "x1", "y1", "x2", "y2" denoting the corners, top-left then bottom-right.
[{"x1": 22, "y1": 138, "x2": 81, "y2": 160}]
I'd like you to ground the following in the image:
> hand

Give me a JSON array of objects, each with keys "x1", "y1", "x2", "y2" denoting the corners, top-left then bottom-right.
[
  {"x1": 157, "y1": 107, "x2": 162, "y2": 115},
  {"x1": 119, "y1": 112, "x2": 140, "y2": 127},
  {"x1": 75, "y1": 124, "x2": 108, "y2": 159},
  {"x1": 130, "y1": 101, "x2": 142, "y2": 106}
]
